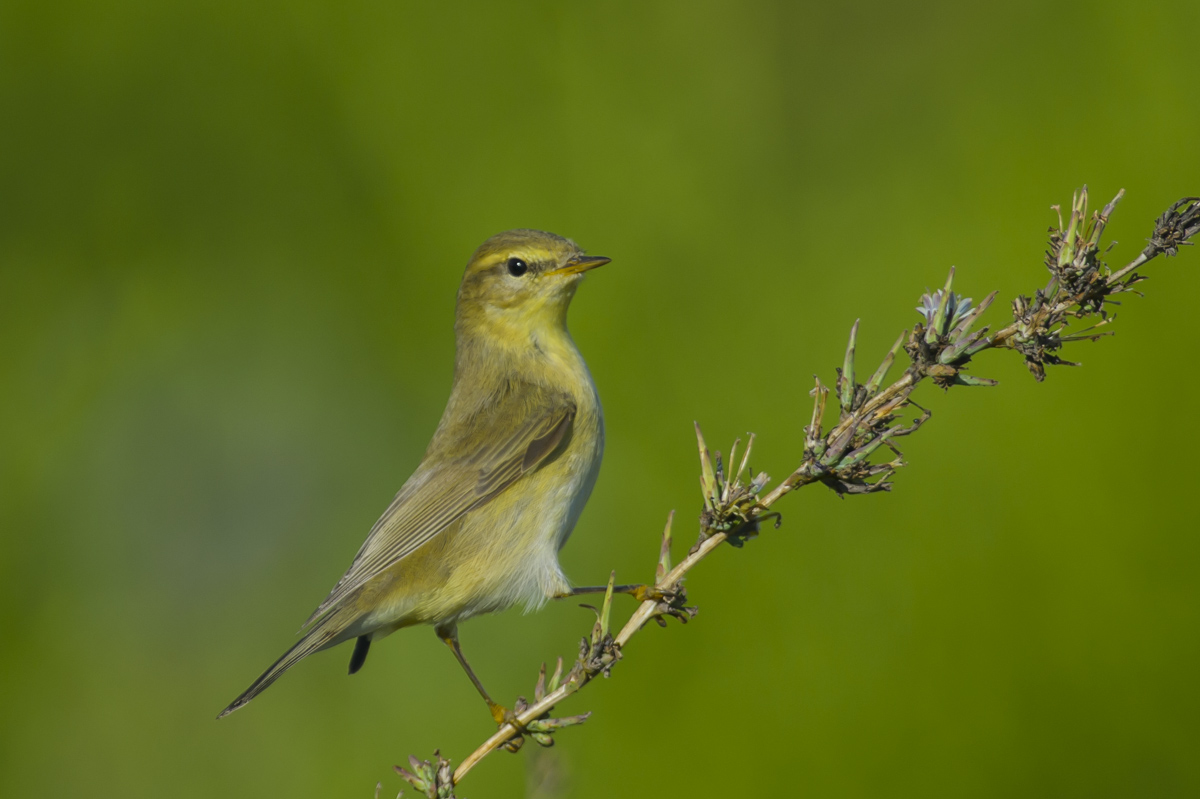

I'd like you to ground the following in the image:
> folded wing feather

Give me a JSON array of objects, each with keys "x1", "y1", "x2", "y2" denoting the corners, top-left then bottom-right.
[{"x1": 301, "y1": 387, "x2": 576, "y2": 629}]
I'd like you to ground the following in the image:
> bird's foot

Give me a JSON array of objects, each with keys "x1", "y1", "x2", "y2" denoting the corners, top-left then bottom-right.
[
  {"x1": 556, "y1": 582, "x2": 678, "y2": 603},
  {"x1": 489, "y1": 701, "x2": 529, "y2": 752},
  {"x1": 644, "y1": 584, "x2": 697, "y2": 627},
  {"x1": 489, "y1": 700, "x2": 525, "y2": 730},
  {"x1": 626, "y1": 583, "x2": 673, "y2": 603}
]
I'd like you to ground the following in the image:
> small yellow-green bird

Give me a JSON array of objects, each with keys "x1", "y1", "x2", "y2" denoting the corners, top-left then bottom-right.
[{"x1": 219, "y1": 229, "x2": 612, "y2": 722}]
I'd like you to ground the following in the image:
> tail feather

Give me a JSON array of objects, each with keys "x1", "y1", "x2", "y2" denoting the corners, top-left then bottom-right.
[
  {"x1": 217, "y1": 619, "x2": 344, "y2": 719},
  {"x1": 347, "y1": 635, "x2": 371, "y2": 674}
]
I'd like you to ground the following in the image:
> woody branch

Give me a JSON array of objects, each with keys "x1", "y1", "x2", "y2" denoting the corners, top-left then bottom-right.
[{"x1": 387, "y1": 187, "x2": 1199, "y2": 799}]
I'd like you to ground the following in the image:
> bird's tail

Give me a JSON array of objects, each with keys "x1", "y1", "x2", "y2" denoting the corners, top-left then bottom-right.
[{"x1": 217, "y1": 615, "x2": 345, "y2": 719}]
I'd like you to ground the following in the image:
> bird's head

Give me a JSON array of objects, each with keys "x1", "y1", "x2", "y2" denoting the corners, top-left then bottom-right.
[{"x1": 455, "y1": 229, "x2": 609, "y2": 339}]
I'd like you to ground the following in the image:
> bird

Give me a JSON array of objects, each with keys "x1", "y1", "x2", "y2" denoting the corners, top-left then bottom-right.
[{"x1": 218, "y1": 229, "x2": 616, "y2": 724}]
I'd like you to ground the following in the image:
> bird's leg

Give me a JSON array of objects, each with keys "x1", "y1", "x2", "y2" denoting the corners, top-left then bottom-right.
[
  {"x1": 556, "y1": 584, "x2": 672, "y2": 602},
  {"x1": 436, "y1": 624, "x2": 524, "y2": 730}
]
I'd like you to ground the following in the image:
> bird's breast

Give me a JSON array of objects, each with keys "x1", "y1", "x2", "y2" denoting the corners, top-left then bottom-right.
[{"x1": 470, "y1": 335, "x2": 603, "y2": 611}]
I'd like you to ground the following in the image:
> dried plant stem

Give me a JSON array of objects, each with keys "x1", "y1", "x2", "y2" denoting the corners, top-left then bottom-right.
[{"x1": 392, "y1": 187, "x2": 1199, "y2": 799}]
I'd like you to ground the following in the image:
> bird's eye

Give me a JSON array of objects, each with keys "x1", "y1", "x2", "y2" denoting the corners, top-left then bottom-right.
[{"x1": 506, "y1": 257, "x2": 528, "y2": 277}]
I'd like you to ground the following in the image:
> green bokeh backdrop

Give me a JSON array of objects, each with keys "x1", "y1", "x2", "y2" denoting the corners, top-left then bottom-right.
[{"x1": 3, "y1": 2, "x2": 1199, "y2": 797}]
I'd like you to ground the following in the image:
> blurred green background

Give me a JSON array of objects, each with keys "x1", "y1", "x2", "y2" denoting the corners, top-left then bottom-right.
[{"x1": 3, "y1": 1, "x2": 1199, "y2": 796}]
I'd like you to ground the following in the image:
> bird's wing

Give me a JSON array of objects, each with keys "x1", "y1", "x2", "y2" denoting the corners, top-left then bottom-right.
[{"x1": 302, "y1": 388, "x2": 576, "y2": 628}]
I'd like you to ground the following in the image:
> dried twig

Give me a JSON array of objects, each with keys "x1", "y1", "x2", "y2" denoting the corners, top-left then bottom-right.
[{"x1": 390, "y1": 187, "x2": 1199, "y2": 798}]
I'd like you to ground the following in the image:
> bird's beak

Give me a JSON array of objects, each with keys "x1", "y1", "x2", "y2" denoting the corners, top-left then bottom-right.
[{"x1": 548, "y1": 254, "x2": 611, "y2": 276}]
